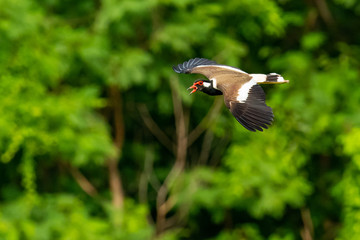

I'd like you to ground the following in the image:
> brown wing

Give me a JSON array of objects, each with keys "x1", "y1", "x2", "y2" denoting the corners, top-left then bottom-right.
[{"x1": 173, "y1": 58, "x2": 251, "y2": 87}]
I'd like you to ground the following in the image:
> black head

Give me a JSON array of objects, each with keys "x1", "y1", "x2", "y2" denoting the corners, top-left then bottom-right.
[{"x1": 187, "y1": 79, "x2": 222, "y2": 96}]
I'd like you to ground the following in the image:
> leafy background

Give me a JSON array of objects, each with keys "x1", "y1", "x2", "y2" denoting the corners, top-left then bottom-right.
[{"x1": 1, "y1": 0, "x2": 360, "y2": 239}]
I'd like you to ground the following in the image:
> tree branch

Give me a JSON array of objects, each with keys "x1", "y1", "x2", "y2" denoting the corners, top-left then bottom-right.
[
  {"x1": 107, "y1": 86, "x2": 125, "y2": 209},
  {"x1": 313, "y1": 0, "x2": 335, "y2": 29},
  {"x1": 69, "y1": 165, "x2": 99, "y2": 197},
  {"x1": 156, "y1": 77, "x2": 188, "y2": 235},
  {"x1": 188, "y1": 97, "x2": 223, "y2": 146},
  {"x1": 300, "y1": 208, "x2": 314, "y2": 240},
  {"x1": 138, "y1": 104, "x2": 175, "y2": 153},
  {"x1": 198, "y1": 129, "x2": 214, "y2": 165},
  {"x1": 139, "y1": 147, "x2": 161, "y2": 204}
]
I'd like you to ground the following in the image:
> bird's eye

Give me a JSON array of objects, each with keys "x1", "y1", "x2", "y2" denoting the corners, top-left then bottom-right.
[{"x1": 198, "y1": 81, "x2": 203, "y2": 85}]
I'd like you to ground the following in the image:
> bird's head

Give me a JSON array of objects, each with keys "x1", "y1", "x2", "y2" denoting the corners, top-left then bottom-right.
[
  {"x1": 187, "y1": 79, "x2": 222, "y2": 96},
  {"x1": 187, "y1": 79, "x2": 212, "y2": 94}
]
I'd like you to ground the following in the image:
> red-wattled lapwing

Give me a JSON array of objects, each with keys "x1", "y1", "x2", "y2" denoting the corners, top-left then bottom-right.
[{"x1": 173, "y1": 58, "x2": 289, "y2": 132}]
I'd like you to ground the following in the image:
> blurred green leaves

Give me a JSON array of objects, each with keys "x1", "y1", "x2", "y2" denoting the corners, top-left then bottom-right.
[
  {"x1": 222, "y1": 129, "x2": 312, "y2": 218},
  {"x1": 1, "y1": 0, "x2": 360, "y2": 239},
  {"x1": 301, "y1": 32, "x2": 326, "y2": 50},
  {"x1": 0, "y1": 196, "x2": 152, "y2": 240}
]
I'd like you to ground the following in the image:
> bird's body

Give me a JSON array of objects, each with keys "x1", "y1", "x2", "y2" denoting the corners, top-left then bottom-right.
[{"x1": 173, "y1": 58, "x2": 289, "y2": 132}]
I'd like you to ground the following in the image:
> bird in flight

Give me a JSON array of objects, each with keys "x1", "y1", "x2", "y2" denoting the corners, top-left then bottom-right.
[{"x1": 173, "y1": 58, "x2": 289, "y2": 132}]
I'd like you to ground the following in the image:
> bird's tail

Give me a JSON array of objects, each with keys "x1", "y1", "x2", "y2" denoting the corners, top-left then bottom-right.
[{"x1": 250, "y1": 73, "x2": 289, "y2": 84}]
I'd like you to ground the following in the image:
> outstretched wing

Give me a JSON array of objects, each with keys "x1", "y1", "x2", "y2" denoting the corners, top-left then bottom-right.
[
  {"x1": 228, "y1": 84, "x2": 273, "y2": 132},
  {"x1": 172, "y1": 58, "x2": 219, "y2": 74},
  {"x1": 173, "y1": 58, "x2": 249, "y2": 85}
]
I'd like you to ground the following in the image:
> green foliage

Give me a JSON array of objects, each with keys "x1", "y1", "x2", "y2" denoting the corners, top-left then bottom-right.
[
  {"x1": 214, "y1": 225, "x2": 265, "y2": 240},
  {"x1": 335, "y1": 128, "x2": 360, "y2": 239},
  {"x1": 0, "y1": 195, "x2": 110, "y2": 240},
  {"x1": 221, "y1": 128, "x2": 312, "y2": 218},
  {"x1": 301, "y1": 32, "x2": 326, "y2": 50},
  {"x1": 0, "y1": 196, "x2": 152, "y2": 240},
  {"x1": 1, "y1": 0, "x2": 360, "y2": 239}
]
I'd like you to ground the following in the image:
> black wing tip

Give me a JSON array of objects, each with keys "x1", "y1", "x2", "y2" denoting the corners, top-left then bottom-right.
[
  {"x1": 237, "y1": 116, "x2": 273, "y2": 132},
  {"x1": 172, "y1": 57, "x2": 218, "y2": 74},
  {"x1": 234, "y1": 116, "x2": 265, "y2": 132},
  {"x1": 230, "y1": 101, "x2": 274, "y2": 132},
  {"x1": 172, "y1": 65, "x2": 181, "y2": 73}
]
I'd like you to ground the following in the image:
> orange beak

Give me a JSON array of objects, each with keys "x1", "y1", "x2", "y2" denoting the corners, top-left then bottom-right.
[{"x1": 187, "y1": 84, "x2": 197, "y2": 95}]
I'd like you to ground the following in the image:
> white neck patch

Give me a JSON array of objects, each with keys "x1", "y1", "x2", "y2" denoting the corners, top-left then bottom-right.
[
  {"x1": 203, "y1": 82, "x2": 211, "y2": 88},
  {"x1": 210, "y1": 78, "x2": 218, "y2": 89}
]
